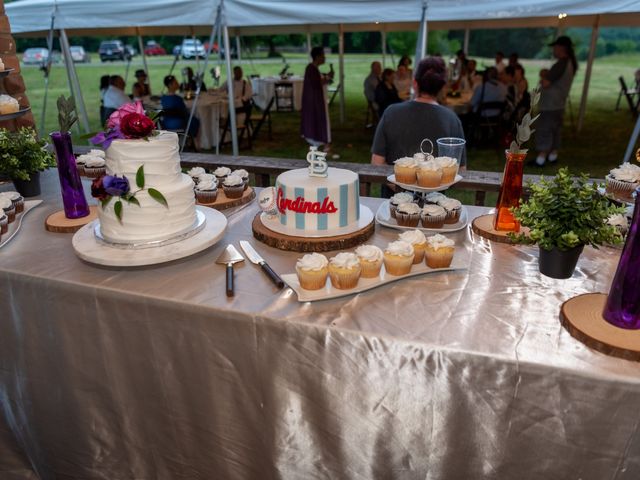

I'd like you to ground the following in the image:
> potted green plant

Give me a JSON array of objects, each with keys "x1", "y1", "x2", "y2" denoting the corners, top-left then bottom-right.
[
  {"x1": 0, "y1": 127, "x2": 55, "y2": 197},
  {"x1": 510, "y1": 167, "x2": 625, "y2": 279}
]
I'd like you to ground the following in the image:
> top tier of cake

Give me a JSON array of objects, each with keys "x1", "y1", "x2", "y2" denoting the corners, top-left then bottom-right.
[
  {"x1": 275, "y1": 167, "x2": 360, "y2": 233},
  {"x1": 106, "y1": 131, "x2": 181, "y2": 186}
]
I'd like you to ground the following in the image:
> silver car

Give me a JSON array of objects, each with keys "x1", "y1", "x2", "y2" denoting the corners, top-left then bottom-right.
[
  {"x1": 181, "y1": 39, "x2": 205, "y2": 59},
  {"x1": 22, "y1": 47, "x2": 49, "y2": 65},
  {"x1": 70, "y1": 46, "x2": 91, "y2": 63}
]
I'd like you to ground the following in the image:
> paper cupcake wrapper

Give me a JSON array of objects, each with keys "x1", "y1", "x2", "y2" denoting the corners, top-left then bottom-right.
[
  {"x1": 383, "y1": 255, "x2": 414, "y2": 276},
  {"x1": 196, "y1": 190, "x2": 218, "y2": 203},
  {"x1": 223, "y1": 185, "x2": 245, "y2": 198},
  {"x1": 606, "y1": 176, "x2": 639, "y2": 198},
  {"x1": 396, "y1": 211, "x2": 421, "y2": 227},
  {"x1": 359, "y1": 259, "x2": 383, "y2": 278},
  {"x1": 444, "y1": 209, "x2": 461, "y2": 224},
  {"x1": 425, "y1": 250, "x2": 454, "y2": 269},
  {"x1": 329, "y1": 269, "x2": 361, "y2": 289},
  {"x1": 296, "y1": 268, "x2": 329, "y2": 290},
  {"x1": 416, "y1": 169, "x2": 443, "y2": 187},
  {"x1": 421, "y1": 213, "x2": 446, "y2": 228}
]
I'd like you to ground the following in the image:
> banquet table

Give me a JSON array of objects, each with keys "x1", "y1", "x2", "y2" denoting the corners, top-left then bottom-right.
[
  {"x1": 444, "y1": 90, "x2": 473, "y2": 115},
  {"x1": 185, "y1": 91, "x2": 228, "y2": 151},
  {"x1": 251, "y1": 76, "x2": 304, "y2": 111},
  {"x1": 2, "y1": 171, "x2": 640, "y2": 480}
]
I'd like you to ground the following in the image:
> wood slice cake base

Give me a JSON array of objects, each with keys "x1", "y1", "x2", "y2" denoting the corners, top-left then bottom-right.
[
  {"x1": 560, "y1": 293, "x2": 640, "y2": 362},
  {"x1": 197, "y1": 187, "x2": 255, "y2": 211},
  {"x1": 45, "y1": 206, "x2": 99, "y2": 233},
  {"x1": 471, "y1": 213, "x2": 529, "y2": 244},
  {"x1": 252, "y1": 213, "x2": 375, "y2": 252}
]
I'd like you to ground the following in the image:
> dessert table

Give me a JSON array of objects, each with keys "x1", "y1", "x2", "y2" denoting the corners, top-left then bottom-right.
[
  {"x1": 251, "y1": 76, "x2": 304, "y2": 111},
  {"x1": 1, "y1": 171, "x2": 640, "y2": 480}
]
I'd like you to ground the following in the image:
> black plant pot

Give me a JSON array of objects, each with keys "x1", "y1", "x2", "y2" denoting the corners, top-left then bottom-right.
[
  {"x1": 12, "y1": 171, "x2": 41, "y2": 198},
  {"x1": 538, "y1": 245, "x2": 585, "y2": 279}
]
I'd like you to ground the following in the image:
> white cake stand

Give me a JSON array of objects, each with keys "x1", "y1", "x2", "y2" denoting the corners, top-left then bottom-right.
[{"x1": 72, "y1": 206, "x2": 227, "y2": 267}]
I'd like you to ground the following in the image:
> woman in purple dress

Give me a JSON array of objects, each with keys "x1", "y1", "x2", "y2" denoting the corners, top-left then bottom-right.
[{"x1": 300, "y1": 46, "x2": 334, "y2": 150}]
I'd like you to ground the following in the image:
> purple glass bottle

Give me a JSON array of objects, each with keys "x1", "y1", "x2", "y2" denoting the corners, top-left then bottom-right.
[
  {"x1": 603, "y1": 187, "x2": 640, "y2": 329},
  {"x1": 50, "y1": 131, "x2": 90, "y2": 219}
]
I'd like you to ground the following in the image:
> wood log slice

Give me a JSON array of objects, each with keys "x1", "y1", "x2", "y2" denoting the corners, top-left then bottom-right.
[
  {"x1": 197, "y1": 187, "x2": 255, "y2": 211},
  {"x1": 471, "y1": 213, "x2": 529, "y2": 244},
  {"x1": 252, "y1": 213, "x2": 375, "y2": 252},
  {"x1": 45, "y1": 206, "x2": 98, "y2": 233}
]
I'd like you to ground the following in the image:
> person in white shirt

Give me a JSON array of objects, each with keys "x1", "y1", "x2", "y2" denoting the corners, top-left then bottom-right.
[
  {"x1": 394, "y1": 64, "x2": 412, "y2": 101},
  {"x1": 494, "y1": 51, "x2": 506, "y2": 76},
  {"x1": 471, "y1": 67, "x2": 507, "y2": 118},
  {"x1": 102, "y1": 75, "x2": 131, "y2": 110},
  {"x1": 221, "y1": 66, "x2": 253, "y2": 112}
]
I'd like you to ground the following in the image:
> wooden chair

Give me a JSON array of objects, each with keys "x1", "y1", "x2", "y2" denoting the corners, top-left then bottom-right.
[
  {"x1": 219, "y1": 104, "x2": 253, "y2": 150},
  {"x1": 471, "y1": 101, "x2": 506, "y2": 147},
  {"x1": 274, "y1": 82, "x2": 294, "y2": 112},
  {"x1": 616, "y1": 76, "x2": 640, "y2": 117},
  {"x1": 328, "y1": 82, "x2": 342, "y2": 106},
  {"x1": 248, "y1": 96, "x2": 274, "y2": 141}
]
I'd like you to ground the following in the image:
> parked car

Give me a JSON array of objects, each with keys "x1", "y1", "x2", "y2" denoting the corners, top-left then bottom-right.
[
  {"x1": 98, "y1": 40, "x2": 131, "y2": 62},
  {"x1": 70, "y1": 46, "x2": 91, "y2": 63},
  {"x1": 144, "y1": 40, "x2": 166, "y2": 56},
  {"x1": 172, "y1": 45, "x2": 181, "y2": 56},
  {"x1": 22, "y1": 47, "x2": 49, "y2": 65},
  {"x1": 124, "y1": 45, "x2": 137, "y2": 58},
  {"x1": 181, "y1": 39, "x2": 205, "y2": 59}
]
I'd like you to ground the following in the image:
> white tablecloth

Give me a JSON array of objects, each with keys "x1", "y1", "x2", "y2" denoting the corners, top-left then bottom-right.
[
  {"x1": 251, "y1": 76, "x2": 304, "y2": 111},
  {"x1": 186, "y1": 92, "x2": 228, "y2": 150}
]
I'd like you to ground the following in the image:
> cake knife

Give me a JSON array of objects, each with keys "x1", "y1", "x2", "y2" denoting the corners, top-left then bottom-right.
[{"x1": 239, "y1": 241, "x2": 285, "y2": 289}]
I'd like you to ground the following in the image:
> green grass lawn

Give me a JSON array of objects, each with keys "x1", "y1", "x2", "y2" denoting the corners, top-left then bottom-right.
[{"x1": 19, "y1": 52, "x2": 640, "y2": 180}]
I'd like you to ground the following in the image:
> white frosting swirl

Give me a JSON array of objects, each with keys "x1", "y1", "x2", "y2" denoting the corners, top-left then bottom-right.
[
  {"x1": 397, "y1": 202, "x2": 421, "y2": 215},
  {"x1": 297, "y1": 252, "x2": 328, "y2": 271},
  {"x1": 0, "y1": 191, "x2": 21, "y2": 201},
  {"x1": 84, "y1": 156, "x2": 105, "y2": 167},
  {"x1": 399, "y1": 229, "x2": 427, "y2": 245},
  {"x1": 188, "y1": 167, "x2": 206, "y2": 177},
  {"x1": 607, "y1": 214, "x2": 628, "y2": 228},
  {"x1": 197, "y1": 173, "x2": 217, "y2": 184},
  {"x1": 610, "y1": 164, "x2": 640, "y2": 183},
  {"x1": 425, "y1": 192, "x2": 447, "y2": 203},
  {"x1": 89, "y1": 149, "x2": 105, "y2": 158},
  {"x1": 394, "y1": 157, "x2": 416, "y2": 168},
  {"x1": 390, "y1": 192, "x2": 414, "y2": 206},
  {"x1": 214, "y1": 166, "x2": 231, "y2": 177},
  {"x1": 330, "y1": 252, "x2": 360, "y2": 269},
  {"x1": 196, "y1": 179, "x2": 218, "y2": 191},
  {"x1": 427, "y1": 234, "x2": 455, "y2": 249},
  {"x1": 422, "y1": 204, "x2": 446, "y2": 217},
  {"x1": 438, "y1": 198, "x2": 462, "y2": 210},
  {"x1": 417, "y1": 159, "x2": 441, "y2": 172},
  {"x1": 232, "y1": 169, "x2": 249, "y2": 179},
  {"x1": 413, "y1": 152, "x2": 426, "y2": 163},
  {"x1": 223, "y1": 174, "x2": 244, "y2": 187},
  {"x1": 435, "y1": 156, "x2": 458, "y2": 168},
  {"x1": 385, "y1": 240, "x2": 414, "y2": 257},
  {"x1": 355, "y1": 245, "x2": 383, "y2": 262},
  {"x1": 0, "y1": 197, "x2": 13, "y2": 209}
]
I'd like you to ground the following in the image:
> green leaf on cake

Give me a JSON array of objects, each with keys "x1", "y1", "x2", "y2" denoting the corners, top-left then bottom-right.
[
  {"x1": 136, "y1": 165, "x2": 145, "y2": 189},
  {"x1": 148, "y1": 188, "x2": 168, "y2": 207},
  {"x1": 114, "y1": 200, "x2": 123, "y2": 222},
  {"x1": 126, "y1": 196, "x2": 140, "y2": 207}
]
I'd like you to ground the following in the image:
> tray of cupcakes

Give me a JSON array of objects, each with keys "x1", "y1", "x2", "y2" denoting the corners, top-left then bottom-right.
[
  {"x1": 0, "y1": 191, "x2": 42, "y2": 248},
  {"x1": 375, "y1": 191, "x2": 468, "y2": 233},
  {"x1": 281, "y1": 229, "x2": 467, "y2": 302},
  {"x1": 187, "y1": 166, "x2": 255, "y2": 211},
  {"x1": 388, "y1": 153, "x2": 462, "y2": 193}
]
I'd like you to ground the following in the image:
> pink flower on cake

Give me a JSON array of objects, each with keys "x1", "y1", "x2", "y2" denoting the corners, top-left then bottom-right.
[{"x1": 107, "y1": 101, "x2": 145, "y2": 129}]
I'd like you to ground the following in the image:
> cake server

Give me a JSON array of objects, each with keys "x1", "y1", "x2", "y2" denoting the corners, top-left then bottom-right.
[
  {"x1": 215, "y1": 244, "x2": 244, "y2": 297},
  {"x1": 240, "y1": 241, "x2": 285, "y2": 289}
]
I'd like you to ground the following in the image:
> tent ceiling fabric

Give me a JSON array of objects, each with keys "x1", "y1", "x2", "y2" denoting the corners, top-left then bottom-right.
[{"x1": 5, "y1": 0, "x2": 640, "y2": 37}]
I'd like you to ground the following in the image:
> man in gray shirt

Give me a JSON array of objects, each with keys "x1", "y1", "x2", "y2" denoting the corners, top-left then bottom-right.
[{"x1": 371, "y1": 57, "x2": 465, "y2": 196}]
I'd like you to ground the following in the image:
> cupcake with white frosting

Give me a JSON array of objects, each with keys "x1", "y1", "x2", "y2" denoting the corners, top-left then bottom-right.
[
  {"x1": 0, "y1": 196, "x2": 15, "y2": 223},
  {"x1": 395, "y1": 202, "x2": 421, "y2": 227},
  {"x1": 416, "y1": 159, "x2": 443, "y2": 188},
  {"x1": 83, "y1": 156, "x2": 106, "y2": 178},
  {"x1": 197, "y1": 173, "x2": 216, "y2": 184},
  {"x1": 424, "y1": 192, "x2": 447, "y2": 205},
  {"x1": 355, "y1": 244, "x2": 384, "y2": 278},
  {"x1": 606, "y1": 163, "x2": 640, "y2": 200},
  {"x1": 389, "y1": 192, "x2": 414, "y2": 219},
  {"x1": 434, "y1": 156, "x2": 458, "y2": 184},
  {"x1": 328, "y1": 252, "x2": 362, "y2": 289},
  {"x1": 0, "y1": 95, "x2": 19, "y2": 115},
  {"x1": 394, "y1": 157, "x2": 417, "y2": 184},
  {"x1": 608, "y1": 213, "x2": 629, "y2": 237},
  {"x1": 383, "y1": 240, "x2": 415, "y2": 276},
  {"x1": 296, "y1": 253, "x2": 329, "y2": 290},
  {"x1": 1, "y1": 191, "x2": 24, "y2": 214},
  {"x1": 188, "y1": 167, "x2": 206, "y2": 184},
  {"x1": 232, "y1": 169, "x2": 250, "y2": 190},
  {"x1": 399, "y1": 229, "x2": 428, "y2": 264},
  {"x1": 214, "y1": 166, "x2": 232, "y2": 183},
  {"x1": 421, "y1": 204, "x2": 446, "y2": 229},
  {"x1": 195, "y1": 177, "x2": 218, "y2": 204},
  {"x1": 438, "y1": 198, "x2": 462, "y2": 224},
  {"x1": 76, "y1": 149, "x2": 105, "y2": 177},
  {"x1": 222, "y1": 174, "x2": 245, "y2": 199},
  {"x1": 0, "y1": 213, "x2": 7, "y2": 235},
  {"x1": 425, "y1": 234, "x2": 455, "y2": 268}
]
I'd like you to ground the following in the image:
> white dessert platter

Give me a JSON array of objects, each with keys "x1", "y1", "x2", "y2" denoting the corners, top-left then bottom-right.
[
  {"x1": 0, "y1": 107, "x2": 31, "y2": 122},
  {"x1": 0, "y1": 200, "x2": 42, "y2": 249},
  {"x1": 282, "y1": 254, "x2": 468, "y2": 302},
  {"x1": 72, "y1": 206, "x2": 227, "y2": 267},
  {"x1": 259, "y1": 204, "x2": 374, "y2": 238},
  {"x1": 387, "y1": 174, "x2": 463, "y2": 193},
  {"x1": 375, "y1": 201, "x2": 468, "y2": 233}
]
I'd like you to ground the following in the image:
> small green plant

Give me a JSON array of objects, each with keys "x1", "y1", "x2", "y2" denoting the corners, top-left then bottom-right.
[
  {"x1": 510, "y1": 168, "x2": 625, "y2": 250},
  {"x1": 56, "y1": 95, "x2": 78, "y2": 132},
  {"x1": 0, "y1": 127, "x2": 55, "y2": 181}
]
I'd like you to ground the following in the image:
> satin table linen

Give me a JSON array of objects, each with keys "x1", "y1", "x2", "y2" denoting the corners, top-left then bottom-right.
[{"x1": 1, "y1": 171, "x2": 640, "y2": 480}]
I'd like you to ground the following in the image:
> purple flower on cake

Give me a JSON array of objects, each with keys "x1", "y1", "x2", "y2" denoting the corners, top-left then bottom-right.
[
  {"x1": 103, "y1": 175, "x2": 130, "y2": 197},
  {"x1": 90, "y1": 128, "x2": 125, "y2": 150}
]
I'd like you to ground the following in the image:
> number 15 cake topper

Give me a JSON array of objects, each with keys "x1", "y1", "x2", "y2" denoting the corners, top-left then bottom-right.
[{"x1": 307, "y1": 146, "x2": 328, "y2": 178}]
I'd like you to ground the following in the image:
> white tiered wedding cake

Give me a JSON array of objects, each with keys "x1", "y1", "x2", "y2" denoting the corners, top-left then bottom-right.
[{"x1": 98, "y1": 131, "x2": 197, "y2": 244}]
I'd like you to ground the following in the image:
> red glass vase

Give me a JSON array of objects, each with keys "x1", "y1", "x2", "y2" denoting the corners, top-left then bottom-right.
[{"x1": 494, "y1": 150, "x2": 527, "y2": 232}]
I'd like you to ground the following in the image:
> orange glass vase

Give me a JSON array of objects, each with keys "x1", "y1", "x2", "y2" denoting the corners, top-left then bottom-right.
[{"x1": 494, "y1": 150, "x2": 527, "y2": 232}]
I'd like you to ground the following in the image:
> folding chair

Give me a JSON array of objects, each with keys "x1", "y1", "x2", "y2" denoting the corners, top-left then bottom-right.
[
  {"x1": 328, "y1": 82, "x2": 342, "y2": 106},
  {"x1": 616, "y1": 76, "x2": 639, "y2": 117},
  {"x1": 274, "y1": 82, "x2": 294, "y2": 112},
  {"x1": 248, "y1": 96, "x2": 274, "y2": 141},
  {"x1": 219, "y1": 105, "x2": 253, "y2": 150}
]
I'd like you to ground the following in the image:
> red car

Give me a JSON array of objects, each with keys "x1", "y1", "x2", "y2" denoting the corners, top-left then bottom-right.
[{"x1": 144, "y1": 41, "x2": 166, "y2": 56}]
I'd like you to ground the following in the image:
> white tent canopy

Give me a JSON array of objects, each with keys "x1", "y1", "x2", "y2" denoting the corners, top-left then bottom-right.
[{"x1": 6, "y1": 0, "x2": 640, "y2": 37}]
